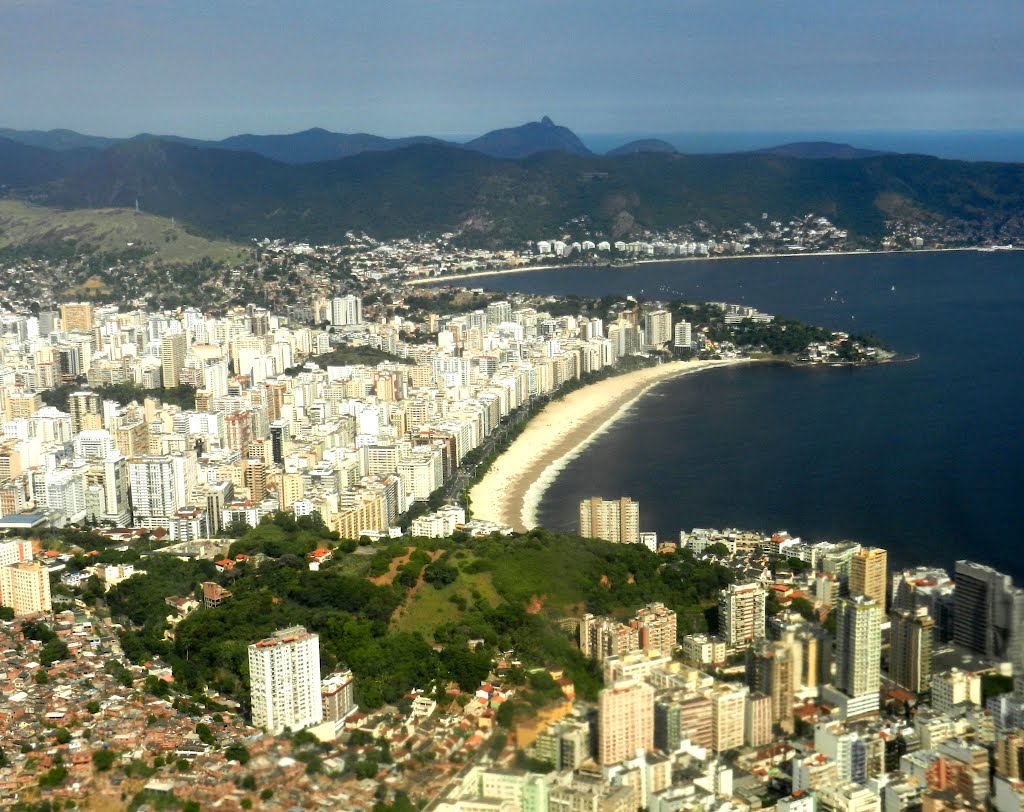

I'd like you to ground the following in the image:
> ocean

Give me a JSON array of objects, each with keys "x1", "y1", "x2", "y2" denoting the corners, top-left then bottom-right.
[{"x1": 456, "y1": 250, "x2": 1024, "y2": 577}]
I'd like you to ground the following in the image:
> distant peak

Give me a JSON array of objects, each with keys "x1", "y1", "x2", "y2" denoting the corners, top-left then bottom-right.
[{"x1": 540, "y1": 116, "x2": 555, "y2": 127}]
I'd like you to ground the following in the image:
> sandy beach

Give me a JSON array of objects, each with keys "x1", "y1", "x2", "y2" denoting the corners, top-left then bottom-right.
[{"x1": 469, "y1": 358, "x2": 751, "y2": 532}]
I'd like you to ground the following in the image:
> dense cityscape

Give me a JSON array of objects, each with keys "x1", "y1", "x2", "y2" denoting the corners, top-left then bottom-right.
[
  {"x1": 7, "y1": 0, "x2": 1024, "y2": 809},
  {"x1": 0, "y1": 280, "x2": 1017, "y2": 812}
]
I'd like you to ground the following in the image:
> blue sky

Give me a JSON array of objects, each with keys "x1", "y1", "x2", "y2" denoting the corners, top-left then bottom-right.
[{"x1": 2, "y1": 0, "x2": 1022, "y2": 139}]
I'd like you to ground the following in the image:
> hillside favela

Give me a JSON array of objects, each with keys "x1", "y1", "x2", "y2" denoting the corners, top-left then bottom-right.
[{"x1": 4, "y1": 2, "x2": 1024, "y2": 812}]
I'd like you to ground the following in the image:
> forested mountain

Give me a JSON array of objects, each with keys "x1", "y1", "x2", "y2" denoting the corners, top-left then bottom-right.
[{"x1": 3, "y1": 128, "x2": 1024, "y2": 246}]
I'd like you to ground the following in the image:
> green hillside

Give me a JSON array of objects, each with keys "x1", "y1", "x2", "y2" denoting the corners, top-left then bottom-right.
[
  {"x1": 89, "y1": 514, "x2": 734, "y2": 712},
  {"x1": 18, "y1": 138, "x2": 1024, "y2": 247},
  {"x1": 0, "y1": 199, "x2": 246, "y2": 264}
]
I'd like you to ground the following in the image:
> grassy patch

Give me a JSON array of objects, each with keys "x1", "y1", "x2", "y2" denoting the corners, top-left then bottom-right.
[
  {"x1": 0, "y1": 199, "x2": 245, "y2": 263},
  {"x1": 394, "y1": 570, "x2": 499, "y2": 638}
]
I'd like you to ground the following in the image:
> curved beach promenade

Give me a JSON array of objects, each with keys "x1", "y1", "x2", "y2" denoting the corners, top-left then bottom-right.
[{"x1": 469, "y1": 358, "x2": 749, "y2": 532}]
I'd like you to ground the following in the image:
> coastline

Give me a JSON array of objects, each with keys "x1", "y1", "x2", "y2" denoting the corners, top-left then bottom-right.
[
  {"x1": 404, "y1": 245, "x2": 1001, "y2": 287},
  {"x1": 469, "y1": 358, "x2": 751, "y2": 532}
]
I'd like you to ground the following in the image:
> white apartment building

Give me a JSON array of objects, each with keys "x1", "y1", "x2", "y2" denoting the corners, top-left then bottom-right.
[
  {"x1": 579, "y1": 497, "x2": 641, "y2": 545},
  {"x1": 410, "y1": 504, "x2": 466, "y2": 538},
  {"x1": 0, "y1": 539, "x2": 33, "y2": 568},
  {"x1": 330, "y1": 295, "x2": 363, "y2": 327},
  {"x1": 396, "y1": 447, "x2": 444, "y2": 501},
  {"x1": 128, "y1": 453, "x2": 197, "y2": 529},
  {"x1": 248, "y1": 626, "x2": 323, "y2": 734},
  {"x1": 932, "y1": 668, "x2": 982, "y2": 716},
  {"x1": 710, "y1": 683, "x2": 749, "y2": 752},
  {"x1": 673, "y1": 321, "x2": 693, "y2": 349},
  {"x1": 719, "y1": 582, "x2": 767, "y2": 649},
  {"x1": 643, "y1": 310, "x2": 673, "y2": 349}
]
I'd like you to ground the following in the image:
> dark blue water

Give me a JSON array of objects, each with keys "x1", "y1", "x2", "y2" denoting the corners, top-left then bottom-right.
[{"x1": 458, "y1": 251, "x2": 1024, "y2": 576}]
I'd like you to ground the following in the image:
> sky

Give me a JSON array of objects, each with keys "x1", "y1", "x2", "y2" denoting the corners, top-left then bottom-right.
[{"x1": 2, "y1": 0, "x2": 1023, "y2": 140}]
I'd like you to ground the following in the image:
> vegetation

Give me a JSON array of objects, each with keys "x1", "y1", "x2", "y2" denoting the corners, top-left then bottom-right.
[
  {"x1": 99, "y1": 512, "x2": 733, "y2": 713},
  {"x1": 15, "y1": 137, "x2": 1024, "y2": 246},
  {"x1": 0, "y1": 200, "x2": 246, "y2": 264},
  {"x1": 286, "y1": 344, "x2": 413, "y2": 373},
  {"x1": 41, "y1": 382, "x2": 197, "y2": 412}
]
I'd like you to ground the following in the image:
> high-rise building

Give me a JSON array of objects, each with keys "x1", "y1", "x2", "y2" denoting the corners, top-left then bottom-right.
[
  {"x1": 486, "y1": 300, "x2": 512, "y2": 328},
  {"x1": 579, "y1": 497, "x2": 640, "y2": 545},
  {"x1": 269, "y1": 420, "x2": 287, "y2": 465},
  {"x1": 889, "y1": 606, "x2": 935, "y2": 695},
  {"x1": 673, "y1": 321, "x2": 693, "y2": 349},
  {"x1": 248, "y1": 626, "x2": 323, "y2": 734},
  {"x1": 607, "y1": 319, "x2": 643, "y2": 357},
  {"x1": 747, "y1": 640, "x2": 797, "y2": 732},
  {"x1": 631, "y1": 602, "x2": 678, "y2": 656},
  {"x1": 643, "y1": 310, "x2": 673, "y2": 349},
  {"x1": 330, "y1": 295, "x2": 363, "y2": 327},
  {"x1": 597, "y1": 679, "x2": 654, "y2": 765},
  {"x1": 0, "y1": 539, "x2": 33, "y2": 568},
  {"x1": 160, "y1": 333, "x2": 187, "y2": 388},
  {"x1": 128, "y1": 453, "x2": 197, "y2": 528},
  {"x1": 931, "y1": 668, "x2": 982, "y2": 716},
  {"x1": 241, "y1": 458, "x2": 267, "y2": 502},
  {"x1": 0, "y1": 561, "x2": 52, "y2": 616},
  {"x1": 710, "y1": 683, "x2": 749, "y2": 752},
  {"x1": 953, "y1": 561, "x2": 1024, "y2": 663},
  {"x1": 579, "y1": 613, "x2": 639, "y2": 662},
  {"x1": 529, "y1": 717, "x2": 592, "y2": 770},
  {"x1": 745, "y1": 692, "x2": 773, "y2": 746},
  {"x1": 851, "y1": 547, "x2": 888, "y2": 611},
  {"x1": 321, "y1": 669, "x2": 355, "y2": 723},
  {"x1": 7, "y1": 391, "x2": 42, "y2": 419},
  {"x1": 59, "y1": 302, "x2": 94, "y2": 332},
  {"x1": 68, "y1": 391, "x2": 102, "y2": 435},
  {"x1": 719, "y1": 582, "x2": 767, "y2": 649},
  {"x1": 835, "y1": 596, "x2": 882, "y2": 717}
]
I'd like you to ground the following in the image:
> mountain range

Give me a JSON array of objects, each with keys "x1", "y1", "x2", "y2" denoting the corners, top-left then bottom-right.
[
  {"x1": 0, "y1": 116, "x2": 596, "y2": 164},
  {"x1": 2, "y1": 118, "x2": 1024, "y2": 248}
]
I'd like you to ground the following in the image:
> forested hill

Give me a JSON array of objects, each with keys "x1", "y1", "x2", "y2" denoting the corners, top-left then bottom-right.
[
  {"x1": 73, "y1": 514, "x2": 735, "y2": 712},
  {"x1": 5, "y1": 134, "x2": 1024, "y2": 247}
]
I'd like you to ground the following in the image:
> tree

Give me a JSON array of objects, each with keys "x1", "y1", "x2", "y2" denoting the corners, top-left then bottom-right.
[
  {"x1": 224, "y1": 744, "x2": 250, "y2": 764},
  {"x1": 789, "y1": 597, "x2": 817, "y2": 622},
  {"x1": 195, "y1": 723, "x2": 215, "y2": 746},
  {"x1": 92, "y1": 749, "x2": 116, "y2": 771},
  {"x1": 39, "y1": 764, "x2": 67, "y2": 787},
  {"x1": 39, "y1": 638, "x2": 70, "y2": 666},
  {"x1": 54, "y1": 728, "x2": 71, "y2": 745}
]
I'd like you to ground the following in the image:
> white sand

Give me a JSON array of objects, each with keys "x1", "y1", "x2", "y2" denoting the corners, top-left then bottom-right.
[{"x1": 469, "y1": 358, "x2": 751, "y2": 531}]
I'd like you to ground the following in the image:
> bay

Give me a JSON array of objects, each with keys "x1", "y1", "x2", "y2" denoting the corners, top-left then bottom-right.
[{"x1": 457, "y1": 250, "x2": 1024, "y2": 576}]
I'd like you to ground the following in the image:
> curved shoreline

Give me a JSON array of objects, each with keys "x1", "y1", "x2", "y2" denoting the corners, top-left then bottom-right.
[
  {"x1": 469, "y1": 358, "x2": 752, "y2": 531},
  {"x1": 404, "y1": 246, "x2": 1003, "y2": 287}
]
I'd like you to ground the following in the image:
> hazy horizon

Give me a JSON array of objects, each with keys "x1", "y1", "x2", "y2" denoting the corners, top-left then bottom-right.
[
  {"x1": 5, "y1": 121, "x2": 1023, "y2": 163},
  {"x1": 2, "y1": 1, "x2": 1022, "y2": 141}
]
